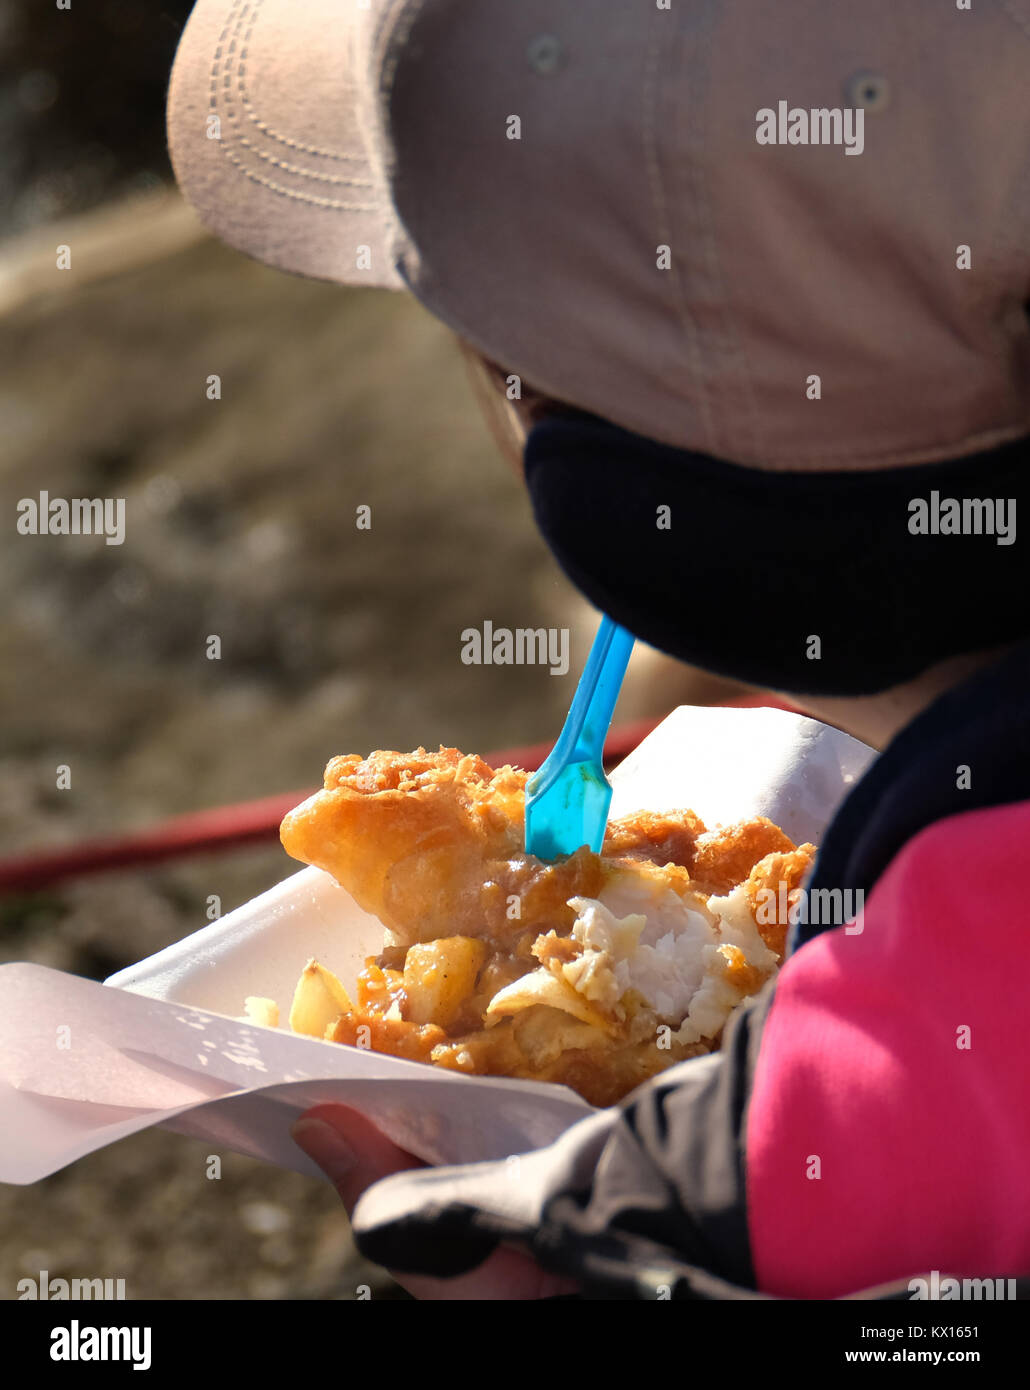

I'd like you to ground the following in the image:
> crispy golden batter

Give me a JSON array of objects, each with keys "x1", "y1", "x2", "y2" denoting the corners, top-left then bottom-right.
[
  {"x1": 690, "y1": 818, "x2": 799, "y2": 896},
  {"x1": 601, "y1": 809, "x2": 706, "y2": 869},
  {"x1": 744, "y1": 846, "x2": 815, "y2": 957},
  {"x1": 281, "y1": 748, "x2": 527, "y2": 945},
  {"x1": 278, "y1": 746, "x2": 817, "y2": 1105}
]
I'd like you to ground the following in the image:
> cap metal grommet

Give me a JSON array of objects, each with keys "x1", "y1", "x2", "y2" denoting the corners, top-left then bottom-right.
[
  {"x1": 527, "y1": 34, "x2": 566, "y2": 76},
  {"x1": 846, "y1": 70, "x2": 890, "y2": 113}
]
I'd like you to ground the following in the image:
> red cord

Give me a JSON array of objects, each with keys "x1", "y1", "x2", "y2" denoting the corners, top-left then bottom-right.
[{"x1": 0, "y1": 698, "x2": 793, "y2": 893}]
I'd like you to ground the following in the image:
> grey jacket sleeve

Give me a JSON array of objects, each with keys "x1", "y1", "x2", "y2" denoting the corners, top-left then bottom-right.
[{"x1": 351, "y1": 984, "x2": 771, "y2": 1299}]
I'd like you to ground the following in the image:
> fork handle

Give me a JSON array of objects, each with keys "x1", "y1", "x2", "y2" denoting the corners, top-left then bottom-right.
[
  {"x1": 532, "y1": 615, "x2": 634, "y2": 797},
  {"x1": 572, "y1": 616, "x2": 635, "y2": 763}
]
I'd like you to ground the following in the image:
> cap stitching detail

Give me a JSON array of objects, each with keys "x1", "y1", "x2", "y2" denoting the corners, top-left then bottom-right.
[
  {"x1": 681, "y1": 9, "x2": 763, "y2": 464},
  {"x1": 212, "y1": 0, "x2": 370, "y2": 164},
  {"x1": 208, "y1": 0, "x2": 382, "y2": 212},
  {"x1": 641, "y1": 11, "x2": 716, "y2": 453},
  {"x1": 214, "y1": 144, "x2": 384, "y2": 212},
  {"x1": 229, "y1": 136, "x2": 375, "y2": 189}
]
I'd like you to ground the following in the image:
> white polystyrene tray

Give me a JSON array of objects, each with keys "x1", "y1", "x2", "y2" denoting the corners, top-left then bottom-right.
[{"x1": 0, "y1": 707, "x2": 874, "y2": 1184}]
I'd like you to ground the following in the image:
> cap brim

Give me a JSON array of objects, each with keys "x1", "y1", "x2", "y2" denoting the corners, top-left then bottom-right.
[{"x1": 167, "y1": 0, "x2": 404, "y2": 289}]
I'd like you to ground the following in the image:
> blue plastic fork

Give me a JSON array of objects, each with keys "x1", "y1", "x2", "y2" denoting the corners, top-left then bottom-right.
[{"x1": 524, "y1": 614, "x2": 635, "y2": 860}]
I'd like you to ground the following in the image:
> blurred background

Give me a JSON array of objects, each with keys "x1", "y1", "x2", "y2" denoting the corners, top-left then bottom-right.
[{"x1": 0, "y1": 1, "x2": 742, "y2": 1300}]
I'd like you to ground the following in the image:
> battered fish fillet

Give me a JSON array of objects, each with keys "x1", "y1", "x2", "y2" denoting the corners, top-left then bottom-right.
[{"x1": 278, "y1": 746, "x2": 816, "y2": 1106}]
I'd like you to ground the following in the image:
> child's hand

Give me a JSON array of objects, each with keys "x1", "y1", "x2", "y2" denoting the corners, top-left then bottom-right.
[{"x1": 291, "y1": 1104, "x2": 578, "y2": 1300}]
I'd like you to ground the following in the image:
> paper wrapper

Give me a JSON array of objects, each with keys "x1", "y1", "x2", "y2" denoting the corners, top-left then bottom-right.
[{"x1": 0, "y1": 706, "x2": 874, "y2": 1185}]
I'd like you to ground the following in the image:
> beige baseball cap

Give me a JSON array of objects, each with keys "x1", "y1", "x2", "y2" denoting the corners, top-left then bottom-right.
[{"x1": 168, "y1": 0, "x2": 1030, "y2": 471}]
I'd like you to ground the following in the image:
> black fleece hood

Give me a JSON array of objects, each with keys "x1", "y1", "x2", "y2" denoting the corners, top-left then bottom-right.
[{"x1": 524, "y1": 412, "x2": 1029, "y2": 697}]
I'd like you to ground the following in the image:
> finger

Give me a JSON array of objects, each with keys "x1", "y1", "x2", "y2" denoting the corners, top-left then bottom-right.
[
  {"x1": 291, "y1": 1102, "x2": 423, "y2": 1213},
  {"x1": 291, "y1": 1104, "x2": 580, "y2": 1300},
  {"x1": 397, "y1": 1243, "x2": 580, "y2": 1301}
]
